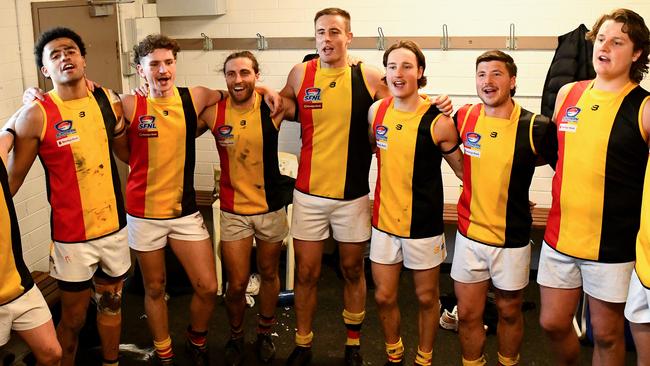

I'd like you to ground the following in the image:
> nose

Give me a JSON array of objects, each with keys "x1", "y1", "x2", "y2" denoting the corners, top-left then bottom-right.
[{"x1": 158, "y1": 63, "x2": 168, "y2": 73}]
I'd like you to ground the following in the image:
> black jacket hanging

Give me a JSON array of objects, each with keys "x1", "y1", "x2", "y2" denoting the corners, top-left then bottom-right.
[{"x1": 540, "y1": 24, "x2": 596, "y2": 118}]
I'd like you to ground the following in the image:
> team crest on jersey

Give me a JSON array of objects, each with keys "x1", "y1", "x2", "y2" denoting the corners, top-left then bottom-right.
[
  {"x1": 559, "y1": 106, "x2": 580, "y2": 133},
  {"x1": 217, "y1": 125, "x2": 235, "y2": 146},
  {"x1": 54, "y1": 120, "x2": 80, "y2": 147},
  {"x1": 138, "y1": 115, "x2": 158, "y2": 137},
  {"x1": 375, "y1": 125, "x2": 388, "y2": 150},
  {"x1": 303, "y1": 87, "x2": 323, "y2": 109},
  {"x1": 464, "y1": 132, "x2": 481, "y2": 158}
]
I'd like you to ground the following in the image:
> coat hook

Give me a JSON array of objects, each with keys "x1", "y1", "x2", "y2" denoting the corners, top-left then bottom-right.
[
  {"x1": 376, "y1": 27, "x2": 385, "y2": 50},
  {"x1": 201, "y1": 33, "x2": 213, "y2": 51},
  {"x1": 441, "y1": 24, "x2": 449, "y2": 51},
  {"x1": 256, "y1": 33, "x2": 268, "y2": 50},
  {"x1": 507, "y1": 23, "x2": 517, "y2": 50}
]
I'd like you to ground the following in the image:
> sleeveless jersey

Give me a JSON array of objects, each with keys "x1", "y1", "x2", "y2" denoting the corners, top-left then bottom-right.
[
  {"x1": 296, "y1": 59, "x2": 374, "y2": 200},
  {"x1": 127, "y1": 87, "x2": 198, "y2": 219},
  {"x1": 212, "y1": 92, "x2": 284, "y2": 215},
  {"x1": 0, "y1": 159, "x2": 33, "y2": 305},
  {"x1": 36, "y1": 88, "x2": 126, "y2": 243},
  {"x1": 636, "y1": 157, "x2": 650, "y2": 288},
  {"x1": 371, "y1": 97, "x2": 444, "y2": 239},
  {"x1": 544, "y1": 80, "x2": 650, "y2": 262},
  {"x1": 456, "y1": 102, "x2": 555, "y2": 247}
]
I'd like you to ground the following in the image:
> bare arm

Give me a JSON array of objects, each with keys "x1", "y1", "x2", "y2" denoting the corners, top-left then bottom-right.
[
  {"x1": 0, "y1": 131, "x2": 13, "y2": 164},
  {"x1": 433, "y1": 115, "x2": 463, "y2": 180},
  {"x1": 362, "y1": 65, "x2": 390, "y2": 100},
  {"x1": 643, "y1": 97, "x2": 650, "y2": 147},
  {"x1": 367, "y1": 101, "x2": 380, "y2": 154},
  {"x1": 108, "y1": 90, "x2": 129, "y2": 163},
  {"x1": 8, "y1": 104, "x2": 44, "y2": 195},
  {"x1": 198, "y1": 104, "x2": 217, "y2": 136}
]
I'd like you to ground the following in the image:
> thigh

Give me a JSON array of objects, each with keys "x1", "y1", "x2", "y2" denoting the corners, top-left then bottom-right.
[
  {"x1": 0, "y1": 305, "x2": 10, "y2": 346},
  {"x1": 221, "y1": 236, "x2": 254, "y2": 282},
  {"x1": 539, "y1": 285, "x2": 582, "y2": 326},
  {"x1": 220, "y1": 211, "x2": 255, "y2": 242},
  {"x1": 588, "y1": 295, "x2": 626, "y2": 336},
  {"x1": 253, "y1": 208, "x2": 289, "y2": 243},
  {"x1": 49, "y1": 241, "x2": 99, "y2": 282},
  {"x1": 15, "y1": 319, "x2": 59, "y2": 358},
  {"x1": 290, "y1": 190, "x2": 331, "y2": 242},
  {"x1": 168, "y1": 212, "x2": 210, "y2": 242},
  {"x1": 412, "y1": 266, "x2": 441, "y2": 297},
  {"x1": 10, "y1": 287, "x2": 52, "y2": 333},
  {"x1": 489, "y1": 244, "x2": 531, "y2": 291},
  {"x1": 330, "y1": 195, "x2": 371, "y2": 243},
  {"x1": 625, "y1": 270, "x2": 650, "y2": 323},
  {"x1": 451, "y1": 232, "x2": 490, "y2": 284},
  {"x1": 127, "y1": 214, "x2": 169, "y2": 251},
  {"x1": 169, "y1": 237, "x2": 217, "y2": 285},
  {"x1": 97, "y1": 228, "x2": 131, "y2": 278},
  {"x1": 371, "y1": 262, "x2": 402, "y2": 295},
  {"x1": 370, "y1": 228, "x2": 402, "y2": 266},
  {"x1": 402, "y1": 234, "x2": 446, "y2": 270},
  {"x1": 255, "y1": 238, "x2": 283, "y2": 271},
  {"x1": 536, "y1": 242, "x2": 582, "y2": 290},
  {"x1": 134, "y1": 247, "x2": 167, "y2": 287},
  {"x1": 581, "y1": 260, "x2": 634, "y2": 303}
]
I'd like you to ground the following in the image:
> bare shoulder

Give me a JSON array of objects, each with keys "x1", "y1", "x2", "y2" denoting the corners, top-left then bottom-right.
[
  {"x1": 552, "y1": 82, "x2": 575, "y2": 121},
  {"x1": 642, "y1": 95, "x2": 650, "y2": 138},
  {"x1": 15, "y1": 103, "x2": 44, "y2": 138}
]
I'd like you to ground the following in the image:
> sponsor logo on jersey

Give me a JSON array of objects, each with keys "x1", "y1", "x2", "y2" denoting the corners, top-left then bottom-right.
[
  {"x1": 303, "y1": 87, "x2": 323, "y2": 109},
  {"x1": 138, "y1": 115, "x2": 158, "y2": 137},
  {"x1": 375, "y1": 125, "x2": 388, "y2": 149},
  {"x1": 54, "y1": 120, "x2": 78, "y2": 139},
  {"x1": 464, "y1": 132, "x2": 481, "y2": 157},
  {"x1": 217, "y1": 125, "x2": 235, "y2": 146},
  {"x1": 562, "y1": 106, "x2": 581, "y2": 122}
]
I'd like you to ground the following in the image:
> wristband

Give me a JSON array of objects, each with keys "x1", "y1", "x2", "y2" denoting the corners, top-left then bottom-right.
[{"x1": 2, "y1": 128, "x2": 16, "y2": 138}]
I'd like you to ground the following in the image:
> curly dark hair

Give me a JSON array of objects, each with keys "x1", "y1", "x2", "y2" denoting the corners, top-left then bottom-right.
[
  {"x1": 133, "y1": 34, "x2": 181, "y2": 65},
  {"x1": 34, "y1": 27, "x2": 86, "y2": 70},
  {"x1": 586, "y1": 8, "x2": 650, "y2": 83}
]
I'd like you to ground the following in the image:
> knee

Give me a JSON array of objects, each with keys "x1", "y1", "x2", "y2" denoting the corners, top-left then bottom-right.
[
  {"x1": 144, "y1": 276, "x2": 166, "y2": 300},
  {"x1": 539, "y1": 312, "x2": 572, "y2": 337},
  {"x1": 415, "y1": 287, "x2": 438, "y2": 309},
  {"x1": 497, "y1": 302, "x2": 522, "y2": 325},
  {"x1": 226, "y1": 278, "x2": 247, "y2": 299},
  {"x1": 61, "y1": 310, "x2": 87, "y2": 334},
  {"x1": 258, "y1": 263, "x2": 279, "y2": 283},
  {"x1": 194, "y1": 277, "x2": 218, "y2": 299},
  {"x1": 37, "y1": 344, "x2": 62, "y2": 366},
  {"x1": 340, "y1": 258, "x2": 364, "y2": 282},
  {"x1": 591, "y1": 322, "x2": 623, "y2": 350},
  {"x1": 374, "y1": 288, "x2": 397, "y2": 308},
  {"x1": 296, "y1": 264, "x2": 320, "y2": 286}
]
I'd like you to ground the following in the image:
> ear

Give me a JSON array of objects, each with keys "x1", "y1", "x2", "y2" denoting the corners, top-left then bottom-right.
[
  {"x1": 41, "y1": 65, "x2": 50, "y2": 79},
  {"x1": 418, "y1": 66, "x2": 424, "y2": 80},
  {"x1": 136, "y1": 63, "x2": 146, "y2": 79},
  {"x1": 255, "y1": 72, "x2": 260, "y2": 81},
  {"x1": 510, "y1": 75, "x2": 517, "y2": 91},
  {"x1": 632, "y1": 49, "x2": 642, "y2": 63},
  {"x1": 346, "y1": 31, "x2": 353, "y2": 47}
]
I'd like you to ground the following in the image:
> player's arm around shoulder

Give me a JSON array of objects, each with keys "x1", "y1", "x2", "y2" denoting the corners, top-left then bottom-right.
[
  {"x1": 280, "y1": 63, "x2": 305, "y2": 101},
  {"x1": 108, "y1": 90, "x2": 130, "y2": 163},
  {"x1": 433, "y1": 114, "x2": 463, "y2": 180},
  {"x1": 367, "y1": 100, "x2": 384, "y2": 153},
  {"x1": 552, "y1": 83, "x2": 574, "y2": 123},
  {"x1": 199, "y1": 103, "x2": 218, "y2": 136},
  {"x1": 362, "y1": 64, "x2": 390, "y2": 100},
  {"x1": 642, "y1": 94, "x2": 650, "y2": 147},
  {"x1": 7, "y1": 103, "x2": 45, "y2": 195}
]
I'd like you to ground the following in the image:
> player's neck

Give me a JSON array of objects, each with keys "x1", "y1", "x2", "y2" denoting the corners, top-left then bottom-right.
[
  {"x1": 593, "y1": 74, "x2": 633, "y2": 92},
  {"x1": 393, "y1": 92, "x2": 423, "y2": 113},
  {"x1": 54, "y1": 78, "x2": 88, "y2": 101},
  {"x1": 319, "y1": 56, "x2": 348, "y2": 69},
  {"x1": 483, "y1": 99, "x2": 514, "y2": 119},
  {"x1": 150, "y1": 86, "x2": 175, "y2": 98},
  {"x1": 230, "y1": 94, "x2": 256, "y2": 111}
]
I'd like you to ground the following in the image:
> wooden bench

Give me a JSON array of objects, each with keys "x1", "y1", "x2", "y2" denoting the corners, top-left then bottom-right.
[
  {"x1": 443, "y1": 203, "x2": 550, "y2": 229},
  {"x1": 31, "y1": 271, "x2": 60, "y2": 308}
]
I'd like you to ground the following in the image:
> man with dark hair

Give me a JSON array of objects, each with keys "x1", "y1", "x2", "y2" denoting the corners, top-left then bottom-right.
[
  {"x1": 451, "y1": 49, "x2": 556, "y2": 366},
  {"x1": 0, "y1": 129, "x2": 62, "y2": 366},
  {"x1": 280, "y1": 7, "x2": 451, "y2": 366},
  {"x1": 369, "y1": 40, "x2": 462, "y2": 366},
  {"x1": 7, "y1": 27, "x2": 130, "y2": 366},
  {"x1": 538, "y1": 8, "x2": 650, "y2": 366},
  {"x1": 197, "y1": 50, "x2": 296, "y2": 366}
]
